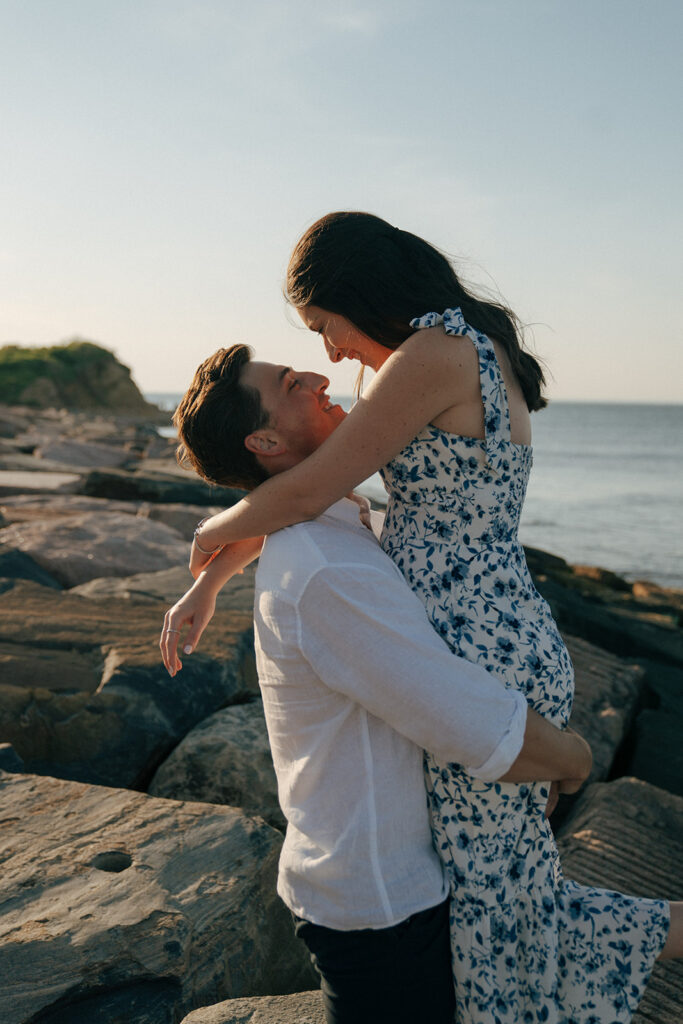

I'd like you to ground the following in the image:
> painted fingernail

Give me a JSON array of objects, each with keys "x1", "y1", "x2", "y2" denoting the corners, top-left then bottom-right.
[{"x1": 183, "y1": 645, "x2": 193, "y2": 654}]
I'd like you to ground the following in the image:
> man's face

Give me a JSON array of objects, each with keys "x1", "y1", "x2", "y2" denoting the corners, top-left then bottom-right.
[{"x1": 241, "y1": 361, "x2": 347, "y2": 462}]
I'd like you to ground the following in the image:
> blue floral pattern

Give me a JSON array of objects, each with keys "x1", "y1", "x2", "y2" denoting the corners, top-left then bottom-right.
[{"x1": 380, "y1": 308, "x2": 669, "y2": 1022}]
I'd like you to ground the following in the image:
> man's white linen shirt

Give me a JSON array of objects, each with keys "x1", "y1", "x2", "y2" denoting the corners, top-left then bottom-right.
[{"x1": 254, "y1": 498, "x2": 527, "y2": 932}]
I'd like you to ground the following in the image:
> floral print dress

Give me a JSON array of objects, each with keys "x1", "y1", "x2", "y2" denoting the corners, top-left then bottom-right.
[{"x1": 380, "y1": 308, "x2": 669, "y2": 1024}]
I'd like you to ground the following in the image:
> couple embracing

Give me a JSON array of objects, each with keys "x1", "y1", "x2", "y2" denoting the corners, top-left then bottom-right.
[{"x1": 160, "y1": 212, "x2": 679, "y2": 1024}]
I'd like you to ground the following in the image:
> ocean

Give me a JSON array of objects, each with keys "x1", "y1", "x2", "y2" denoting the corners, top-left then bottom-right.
[{"x1": 148, "y1": 394, "x2": 683, "y2": 590}]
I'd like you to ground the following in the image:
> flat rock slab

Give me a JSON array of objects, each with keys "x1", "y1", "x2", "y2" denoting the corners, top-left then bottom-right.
[
  {"x1": 564, "y1": 633, "x2": 645, "y2": 782},
  {"x1": 149, "y1": 699, "x2": 284, "y2": 830},
  {"x1": 0, "y1": 469, "x2": 81, "y2": 495},
  {"x1": 0, "y1": 511, "x2": 190, "y2": 587},
  {"x1": 0, "y1": 403, "x2": 167, "y2": 440},
  {"x1": 71, "y1": 563, "x2": 196, "y2": 603},
  {"x1": 0, "y1": 579, "x2": 257, "y2": 788},
  {"x1": 557, "y1": 777, "x2": 683, "y2": 1024},
  {"x1": 0, "y1": 638, "x2": 103, "y2": 692},
  {"x1": 0, "y1": 493, "x2": 142, "y2": 522},
  {"x1": 0, "y1": 771, "x2": 315, "y2": 1024},
  {"x1": 2, "y1": 498, "x2": 228, "y2": 543},
  {"x1": 34, "y1": 439, "x2": 133, "y2": 468},
  {"x1": 0, "y1": 545, "x2": 62, "y2": 588},
  {"x1": 72, "y1": 563, "x2": 258, "y2": 612},
  {"x1": 80, "y1": 468, "x2": 245, "y2": 507},
  {"x1": 137, "y1": 502, "x2": 226, "y2": 540},
  {"x1": 0, "y1": 451, "x2": 95, "y2": 474},
  {"x1": 181, "y1": 991, "x2": 324, "y2": 1024}
]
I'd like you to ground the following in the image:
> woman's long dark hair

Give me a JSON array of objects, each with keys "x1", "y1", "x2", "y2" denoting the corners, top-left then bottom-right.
[{"x1": 286, "y1": 211, "x2": 546, "y2": 411}]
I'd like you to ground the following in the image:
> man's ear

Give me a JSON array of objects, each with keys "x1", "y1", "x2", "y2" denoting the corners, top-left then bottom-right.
[{"x1": 244, "y1": 430, "x2": 287, "y2": 458}]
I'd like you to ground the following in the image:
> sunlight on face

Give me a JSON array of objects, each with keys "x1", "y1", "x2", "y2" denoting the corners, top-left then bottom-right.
[
  {"x1": 241, "y1": 360, "x2": 346, "y2": 459},
  {"x1": 298, "y1": 305, "x2": 392, "y2": 372}
]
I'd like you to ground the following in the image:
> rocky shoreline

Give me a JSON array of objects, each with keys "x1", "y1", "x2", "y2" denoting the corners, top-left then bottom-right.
[{"x1": 0, "y1": 402, "x2": 681, "y2": 1024}]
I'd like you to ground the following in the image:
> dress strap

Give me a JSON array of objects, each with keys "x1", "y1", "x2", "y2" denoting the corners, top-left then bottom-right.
[{"x1": 410, "y1": 307, "x2": 512, "y2": 456}]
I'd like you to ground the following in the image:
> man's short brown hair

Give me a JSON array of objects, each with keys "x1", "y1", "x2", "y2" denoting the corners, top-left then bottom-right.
[{"x1": 173, "y1": 345, "x2": 270, "y2": 490}]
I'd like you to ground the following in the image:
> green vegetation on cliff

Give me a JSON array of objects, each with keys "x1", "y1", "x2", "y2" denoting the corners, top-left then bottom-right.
[
  {"x1": 0, "y1": 340, "x2": 163, "y2": 418},
  {"x1": 0, "y1": 341, "x2": 106, "y2": 396}
]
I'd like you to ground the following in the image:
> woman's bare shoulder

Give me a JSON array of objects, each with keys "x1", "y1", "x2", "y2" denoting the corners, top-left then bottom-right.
[{"x1": 395, "y1": 325, "x2": 482, "y2": 399}]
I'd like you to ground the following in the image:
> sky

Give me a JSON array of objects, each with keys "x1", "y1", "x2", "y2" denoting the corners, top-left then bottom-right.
[{"x1": 1, "y1": 0, "x2": 681, "y2": 403}]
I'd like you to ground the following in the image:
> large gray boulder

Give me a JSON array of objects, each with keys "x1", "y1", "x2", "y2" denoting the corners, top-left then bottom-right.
[
  {"x1": 149, "y1": 699, "x2": 284, "y2": 830},
  {"x1": 181, "y1": 992, "x2": 324, "y2": 1024},
  {"x1": 0, "y1": 511, "x2": 189, "y2": 586},
  {"x1": 557, "y1": 778, "x2": 683, "y2": 1024},
  {"x1": 0, "y1": 771, "x2": 315, "y2": 1024},
  {"x1": 0, "y1": 579, "x2": 257, "y2": 788}
]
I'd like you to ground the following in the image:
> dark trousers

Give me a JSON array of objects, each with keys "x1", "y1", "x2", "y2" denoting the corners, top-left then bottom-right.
[{"x1": 293, "y1": 897, "x2": 454, "y2": 1024}]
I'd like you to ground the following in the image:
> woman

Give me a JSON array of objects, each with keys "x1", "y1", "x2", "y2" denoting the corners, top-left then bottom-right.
[{"x1": 172, "y1": 212, "x2": 680, "y2": 1022}]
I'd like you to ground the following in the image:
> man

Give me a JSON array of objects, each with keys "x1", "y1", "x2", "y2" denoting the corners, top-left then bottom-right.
[{"x1": 160, "y1": 345, "x2": 591, "y2": 1024}]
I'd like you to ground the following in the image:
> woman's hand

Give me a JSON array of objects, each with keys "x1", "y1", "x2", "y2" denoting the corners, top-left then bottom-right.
[
  {"x1": 160, "y1": 573, "x2": 217, "y2": 676},
  {"x1": 545, "y1": 729, "x2": 593, "y2": 818},
  {"x1": 162, "y1": 536, "x2": 264, "y2": 675},
  {"x1": 544, "y1": 781, "x2": 560, "y2": 819},
  {"x1": 501, "y1": 715, "x2": 593, "y2": 787},
  {"x1": 347, "y1": 491, "x2": 372, "y2": 530}
]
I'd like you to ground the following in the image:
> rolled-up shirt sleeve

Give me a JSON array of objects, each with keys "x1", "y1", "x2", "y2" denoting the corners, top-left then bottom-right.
[{"x1": 297, "y1": 564, "x2": 527, "y2": 781}]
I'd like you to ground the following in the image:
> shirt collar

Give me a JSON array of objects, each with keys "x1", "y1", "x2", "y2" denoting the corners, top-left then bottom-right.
[{"x1": 320, "y1": 497, "x2": 366, "y2": 529}]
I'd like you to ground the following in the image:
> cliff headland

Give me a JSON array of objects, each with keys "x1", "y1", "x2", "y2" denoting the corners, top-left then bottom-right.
[
  {"x1": 0, "y1": 339, "x2": 168, "y2": 421},
  {"x1": 0, "y1": 399, "x2": 680, "y2": 1023}
]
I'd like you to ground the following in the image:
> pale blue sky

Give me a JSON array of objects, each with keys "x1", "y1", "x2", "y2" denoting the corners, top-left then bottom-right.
[{"x1": 1, "y1": 0, "x2": 681, "y2": 401}]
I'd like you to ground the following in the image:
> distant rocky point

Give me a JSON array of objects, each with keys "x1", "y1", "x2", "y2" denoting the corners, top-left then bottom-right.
[{"x1": 0, "y1": 339, "x2": 167, "y2": 420}]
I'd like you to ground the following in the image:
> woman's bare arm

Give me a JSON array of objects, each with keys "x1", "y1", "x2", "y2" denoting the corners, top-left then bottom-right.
[
  {"x1": 161, "y1": 536, "x2": 263, "y2": 673},
  {"x1": 195, "y1": 331, "x2": 473, "y2": 553},
  {"x1": 500, "y1": 715, "x2": 592, "y2": 790}
]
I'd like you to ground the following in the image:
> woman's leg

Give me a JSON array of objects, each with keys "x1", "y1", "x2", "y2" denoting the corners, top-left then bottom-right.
[{"x1": 659, "y1": 902, "x2": 683, "y2": 959}]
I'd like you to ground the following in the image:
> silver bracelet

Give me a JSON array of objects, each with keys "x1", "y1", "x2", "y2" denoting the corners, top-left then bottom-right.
[{"x1": 193, "y1": 517, "x2": 224, "y2": 555}]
